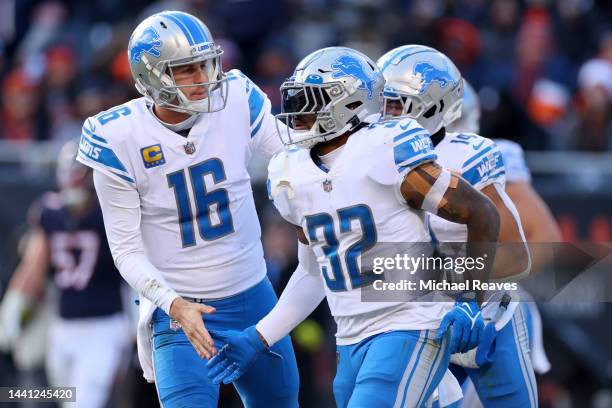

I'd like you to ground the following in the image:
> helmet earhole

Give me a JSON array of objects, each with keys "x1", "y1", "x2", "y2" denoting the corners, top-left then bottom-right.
[
  {"x1": 423, "y1": 105, "x2": 437, "y2": 118},
  {"x1": 346, "y1": 101, "x2": 362, "y2": 110}
]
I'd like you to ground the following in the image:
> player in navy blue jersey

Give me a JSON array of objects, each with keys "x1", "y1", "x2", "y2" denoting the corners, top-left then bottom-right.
[{"x1": 0, "y1": 141, "x2": 130, "y2": 408}]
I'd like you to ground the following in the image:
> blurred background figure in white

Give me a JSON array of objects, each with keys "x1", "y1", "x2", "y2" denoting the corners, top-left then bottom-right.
[{"x1": 0, "y1": 141, "x2": 130, "y2": 408}]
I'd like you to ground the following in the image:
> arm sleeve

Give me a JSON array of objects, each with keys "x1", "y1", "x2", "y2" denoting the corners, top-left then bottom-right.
[
  {"x1": 92, "y1": 171, "x2": 179, "y2": 314},
  {"x1": 256, "y1": 243, "x2": 325, "y2": 346}
]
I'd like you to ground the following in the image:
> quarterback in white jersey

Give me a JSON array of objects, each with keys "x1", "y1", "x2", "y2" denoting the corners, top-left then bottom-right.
[
  {"x1": 77, "y1": 11, "x2": 299, "y2": 408},
  {"x1": 379, "y1": 45, "x2": 538, "y2": 407},
  {"x1": 207, "y1": 47, "x2": 501, "y2": 408}
]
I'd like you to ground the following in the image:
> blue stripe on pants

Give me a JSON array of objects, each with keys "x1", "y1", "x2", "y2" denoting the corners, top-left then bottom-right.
[{"x1": 333, "y1": 329, "x2": 451, "y2": 408}]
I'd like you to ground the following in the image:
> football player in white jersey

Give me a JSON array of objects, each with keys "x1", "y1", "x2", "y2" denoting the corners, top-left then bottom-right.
[
  {"x1": 378, "y1": 45, "x2": 537, "y2": 407},
  {"x1": 448, "y1": 80, "x2": 558, "y2": 407},
  {"x1": 206, "y1": 46, "x2": 501, "y2": 408},
  {"x1": 449, "y1": 81, "x2": 561, "y2": 277},
  {"x1": 76, "y1": 11, "x2": 299, "y2": 407},
  {"x1": 0, "y1": 141, "x2": 130, "y2": 408}
]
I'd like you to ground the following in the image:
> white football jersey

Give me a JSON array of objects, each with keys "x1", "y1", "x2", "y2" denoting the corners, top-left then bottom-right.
[
  {"x1": 268, "y1": 118, "x2": 451, "y2": 345},
  {"x1": 429, "y1": 132, "x2": 506, "y2": 243},
  {"x1": 494, "y1": 139, "x2": 531, "y2": 184},
  {"x1": 77, "y1": 69, "x2": 282, "y2": 299}
]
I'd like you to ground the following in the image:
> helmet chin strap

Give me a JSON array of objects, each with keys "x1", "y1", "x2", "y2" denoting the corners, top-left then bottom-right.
[{"x1": 176, "y1": 88, "x2": 210, "y2": 112}]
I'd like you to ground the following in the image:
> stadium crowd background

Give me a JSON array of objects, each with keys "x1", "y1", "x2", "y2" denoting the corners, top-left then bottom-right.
[
  {"x1": 0, "y1": 0, "x2": 611, "y2": 407},
  {"x1": 0, "y1": 0, "x2": 611, "y2": 150}
]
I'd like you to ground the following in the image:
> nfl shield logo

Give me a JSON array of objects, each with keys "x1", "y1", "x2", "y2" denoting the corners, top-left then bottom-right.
[
  {"x1": 170, "y1": 319, "x2": 181, "y2": 331},
  {"x1": 323, "y1": 179, "x2": 333, "y2": 192},
  {"x1": 183, "y1": 142, "x2": 196, "y2": 155}
]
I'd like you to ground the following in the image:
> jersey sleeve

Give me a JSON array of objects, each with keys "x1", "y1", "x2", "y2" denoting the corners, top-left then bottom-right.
[
  {"x1": 76, "y1": 117, "x2": 136, "y2": 186},
  {"x1": 228, "y1": 69, "x2": 284, "y2": 161},
  {"x1": 367, "y1": 118, "x2": 437, "y2": 190},
  {"x1": 267, "y1": 150, "x2": 299, "y2": 226},
  {"x1": 494, "y1": 139, "x2": 531, "y2": 184},
  {"x1": 460, "y1": 137, "x2": 506, "y2": 190},
  {"x1": 391, "y1": 120, "x2": 437, "y2": 175}
]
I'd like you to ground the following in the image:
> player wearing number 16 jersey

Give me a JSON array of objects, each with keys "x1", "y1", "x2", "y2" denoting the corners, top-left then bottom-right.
[{"x1": 76, "y1": 10, "x2": 298, "y2": 408}]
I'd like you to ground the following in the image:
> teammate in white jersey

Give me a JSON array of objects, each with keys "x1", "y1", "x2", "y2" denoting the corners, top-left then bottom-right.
[
  {"x1": 206, "y1": 47, "x2": 501, "y2": 408},
  {"x1": 379, "y1": 45, "x2": 537, "y2": 407},
  {"x1": 449, "y1": 80, "x2": 558, "y2": 407},
  {"x1": 76, "y1": 11, "x2": 298, "y2": 407}
]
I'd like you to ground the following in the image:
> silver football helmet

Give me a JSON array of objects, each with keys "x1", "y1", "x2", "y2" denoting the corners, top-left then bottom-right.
[
  {"x1": 276, "y1": 46, "x2": 384, "y2": 148},
  {"x1": 128, "y1": 11, "x2": 227, "y2": 114},
  {"x1": 447, "y1": 80, "x2": 481, "y2": 133},
  {"x1": 377, "y1": 45, "x2": 463, "y2": 134}
]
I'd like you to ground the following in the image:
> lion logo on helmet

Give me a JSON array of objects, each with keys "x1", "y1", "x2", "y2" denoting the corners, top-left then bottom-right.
[
  {"x1": 413, "y1": 62, "x2": 457, "y2": 94},
  {"x1": 331, "y1": 55, "x2": 378, "y2": 100},
  {"x1": 130, "y1": 27, "x2": 162, "y2": 63}
]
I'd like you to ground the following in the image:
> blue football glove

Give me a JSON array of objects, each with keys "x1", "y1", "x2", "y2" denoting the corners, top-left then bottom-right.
[
  {"x1": 207, "y1": 326, "x2": 281, "y2": 385},
  {"x1": 435, "y1": 301, "x2": 484, "y2": 353},
  {"x1": 474, "y1": 323, "x2": 498, "y2": 367}
]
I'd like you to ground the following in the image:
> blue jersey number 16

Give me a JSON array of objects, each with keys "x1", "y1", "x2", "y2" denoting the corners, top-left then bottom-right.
[
  {"x1": 167, "y1": 158, "x2": 235, "y2": 247},
  {"x1": 305, "y1": 204, "x2": 377, "y2": 292}
]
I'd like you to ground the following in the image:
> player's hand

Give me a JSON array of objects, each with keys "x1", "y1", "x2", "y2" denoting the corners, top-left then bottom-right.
[
  {"x1": 207, "y1": 326, "x2": 280, "y2": 385},
  {"x1": 435, "y1": 301, "x2": 484, "y2": 354},
  {"x1": 169, "y1": 297, "x2": 217, "y2": 359},
  {"x1": 0, "y1": 290, "x2": 27, "y2": 352}
]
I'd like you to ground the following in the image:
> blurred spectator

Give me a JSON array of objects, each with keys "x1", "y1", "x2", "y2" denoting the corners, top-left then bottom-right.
[
  {"x1": 527, "y1": 78, "x2": 571, "y2": 146},
  {"x1": 15, "y1": 1, "x2": 69, "y2": 63},
  {"x1": 479, "y1": 0, "x2": 519, "y2": 89},
  {"x1": 436, "y1": 18, "x2": 482, "y2": 81},
  {"x1": 513, "y1": 8, "x2": 575, "y2": 105},
  {"x1": 0, "y1": 69, "x2": 45, "y2": 142},
  {"x1": 42, "y1": 45, "x2": 80, "y2": 142},
  {"x1": 567, "y1": 58, "x2": 612, "y2": 151}
]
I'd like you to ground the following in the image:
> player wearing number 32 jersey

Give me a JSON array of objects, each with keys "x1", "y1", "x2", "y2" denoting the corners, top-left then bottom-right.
[
  {"x1": 207, "y1": 47, "x2": 500, "y2": 408},
  {"x1": 76, "y1": 10, "x2": 298, "y2": 408}
]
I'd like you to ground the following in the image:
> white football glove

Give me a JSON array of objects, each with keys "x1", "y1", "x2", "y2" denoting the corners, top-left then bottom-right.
[{"x1": 0, "y1": 290, "x2": 30, "y2": 352}]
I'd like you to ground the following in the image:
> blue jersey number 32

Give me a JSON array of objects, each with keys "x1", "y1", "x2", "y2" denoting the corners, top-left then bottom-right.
[{"x1": 167, "y1": 158, "x2": 235, "y2": 247}]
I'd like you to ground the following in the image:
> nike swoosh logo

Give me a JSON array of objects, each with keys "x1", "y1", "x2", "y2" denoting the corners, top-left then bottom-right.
[
  {"x1": 400, "y1": 123, "x2": 411, "y2": 130},
  {"x1": 472, "y1": 140, "x2": 485, "y2": 150}
]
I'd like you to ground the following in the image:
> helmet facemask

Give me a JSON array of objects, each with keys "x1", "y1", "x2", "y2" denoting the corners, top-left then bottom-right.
[
  {"x1": 135, "y1": 45, "x2": 228, "y2": 114},
  {"x1": 276, "y1": 80, "x2": 364, "y2": 148},
  {"x1": 381, "y1": 82, "x2": 463, "y2": 135},
  {"x1": 381, "y1": 87, "x2": 426, "y2": 121}
]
